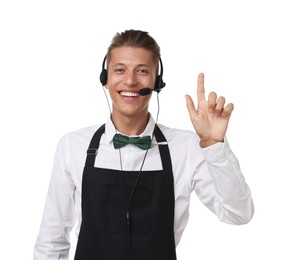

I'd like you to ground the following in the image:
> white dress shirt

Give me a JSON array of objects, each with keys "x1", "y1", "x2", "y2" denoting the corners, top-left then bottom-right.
[{"x1": 34, "y1": 116, "x2": 254, "y2": 260}]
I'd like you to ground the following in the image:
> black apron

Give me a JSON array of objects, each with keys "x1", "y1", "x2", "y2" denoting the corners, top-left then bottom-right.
[{"x1": 74, "y1": 124, "x2": 177, "y2": 260}]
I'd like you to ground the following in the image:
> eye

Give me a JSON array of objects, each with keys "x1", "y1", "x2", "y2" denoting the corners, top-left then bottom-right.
[
  {"x1": 114, "y1": 68, "x2": 125, "y2": 73},
  {"x1": 137, "y1": 69, "x2": 149, "y2": 75}
]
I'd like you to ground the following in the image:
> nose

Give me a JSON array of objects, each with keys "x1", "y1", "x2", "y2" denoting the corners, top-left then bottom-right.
[{"x1": 124, "y1": 70, "x2": 137, "y2": 87}]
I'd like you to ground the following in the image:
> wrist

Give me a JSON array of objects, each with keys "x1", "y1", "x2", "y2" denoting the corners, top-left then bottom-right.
[{"x1": 200, "y1": 138, "x2": 224, "y2": 148}]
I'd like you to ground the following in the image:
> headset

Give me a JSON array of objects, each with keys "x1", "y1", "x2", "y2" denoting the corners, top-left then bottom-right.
[{"x1": 99, "y1": 54, "x2": 166, "y2": 93}]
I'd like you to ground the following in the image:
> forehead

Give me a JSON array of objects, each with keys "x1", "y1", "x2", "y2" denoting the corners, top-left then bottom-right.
[{"x1": 109, "y1": 46, "x2": 155, "y2": 67}]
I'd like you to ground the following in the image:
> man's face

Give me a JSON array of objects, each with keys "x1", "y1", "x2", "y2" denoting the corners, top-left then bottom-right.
[{"x1": 106, "y1": 46, "x2": 157, "y2": 119}]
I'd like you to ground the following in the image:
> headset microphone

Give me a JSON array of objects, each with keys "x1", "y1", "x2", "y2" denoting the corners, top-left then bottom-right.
[{"x1": 139, "y1": 88, "x2": 155, "y2": 96}]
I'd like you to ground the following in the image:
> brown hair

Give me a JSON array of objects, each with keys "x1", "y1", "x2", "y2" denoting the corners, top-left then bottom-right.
[{"x1": 107, "y1": 30, "x2": 161, "y2": 67}]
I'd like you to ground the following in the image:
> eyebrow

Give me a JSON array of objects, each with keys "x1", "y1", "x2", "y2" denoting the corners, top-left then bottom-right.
[
  {"x1": 112, "y1": 63, "x2": 150, "y2": 68},
  {"x1": 112, "y1": 63, "x2": 125, "y2": 67}
]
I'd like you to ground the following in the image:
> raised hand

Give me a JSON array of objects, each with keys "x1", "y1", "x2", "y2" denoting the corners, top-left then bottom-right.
[{"x1": 185, "y1": 73, "x2": 234, "y2": 147}]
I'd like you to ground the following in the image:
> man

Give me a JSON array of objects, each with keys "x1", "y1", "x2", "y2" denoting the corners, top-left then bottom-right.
[{"x1": 34, "y1": 30, "x2": 254, "y2": 260}]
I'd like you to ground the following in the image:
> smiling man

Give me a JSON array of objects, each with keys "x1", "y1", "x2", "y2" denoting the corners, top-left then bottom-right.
[
  {"x1": 34, "y1": 30, "x2": 254, "y2": 260},
  {"x1": 107, "y1": 46, "x2": 155, "y2": 134}
]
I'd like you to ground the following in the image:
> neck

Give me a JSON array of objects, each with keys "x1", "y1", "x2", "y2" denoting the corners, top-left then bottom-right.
[{"x1": 111, "y1": 113, "x2": 150, "y2": 136}]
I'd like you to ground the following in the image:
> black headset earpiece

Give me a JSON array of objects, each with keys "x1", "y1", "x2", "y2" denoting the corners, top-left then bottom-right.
[
  {"x1": 99, "y1": 55, "x2": 166, "y2": 92},
  {"x1": 100, "y1": 55, "x2": 108, "y2": 86},
  {"x1": 154, "y1": 57, "x2": 166, "y2": 92}
]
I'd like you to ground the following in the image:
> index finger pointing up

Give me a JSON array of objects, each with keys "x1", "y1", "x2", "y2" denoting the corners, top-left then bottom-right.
[{"x1": 197, "y1": 73, "x2": 206, "y2": 101}]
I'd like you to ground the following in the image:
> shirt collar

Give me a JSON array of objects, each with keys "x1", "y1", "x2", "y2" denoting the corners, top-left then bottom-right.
[{"x1": 104, "y1": 114, "x2": 156, "y2": 145}]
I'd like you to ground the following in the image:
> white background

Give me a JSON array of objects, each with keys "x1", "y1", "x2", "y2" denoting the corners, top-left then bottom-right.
[{"x1": 1, "y1": 0, "x2": 288, "y2": 259}]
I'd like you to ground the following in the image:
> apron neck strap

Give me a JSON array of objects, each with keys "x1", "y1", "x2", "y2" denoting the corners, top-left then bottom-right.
[{"x1": 85, "y1": 124, "x2": 105, "y2": 167}]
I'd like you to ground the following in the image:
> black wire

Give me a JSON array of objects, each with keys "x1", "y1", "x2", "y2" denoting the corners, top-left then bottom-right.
[{"x1": 102, "y1": 85, "x2": 161, "y2": 259}]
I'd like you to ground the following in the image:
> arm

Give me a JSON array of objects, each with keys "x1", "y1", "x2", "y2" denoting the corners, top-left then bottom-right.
[
  {"x1": 186, "y1": 73, "x2": 254, "y2": 223},
  {"x1": 34, "y1": 136, "x2": 76, "y2": 260},
  {"x1": 193, "y1": 139, "x2": 254, "y2": 224}
]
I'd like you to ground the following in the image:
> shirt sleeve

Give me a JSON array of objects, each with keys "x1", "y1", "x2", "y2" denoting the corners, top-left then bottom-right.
[
  {"x1": 191, "y1": 138, "x2": 254, "y2": 224},
  {"x1": 34, "y1": 135, "x2": 76, "y2": 260}
]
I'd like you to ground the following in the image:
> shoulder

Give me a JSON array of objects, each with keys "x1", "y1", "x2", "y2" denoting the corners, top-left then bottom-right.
[
  {"x1": 157, "y1": 124, "x2": 200, "y2": 146},
  {"x1": 57, "y1": 124, "x2": 104, "y2": 150}
]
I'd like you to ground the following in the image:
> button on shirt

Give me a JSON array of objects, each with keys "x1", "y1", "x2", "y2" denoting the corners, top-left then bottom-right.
[{"x1": 34, "y1": 116, "x2": 254, "y2": 260}]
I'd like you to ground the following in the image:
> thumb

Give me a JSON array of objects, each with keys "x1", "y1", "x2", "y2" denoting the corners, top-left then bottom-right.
[{"x1": 185, "y1": 94, "x2": 197, "y2": 119}]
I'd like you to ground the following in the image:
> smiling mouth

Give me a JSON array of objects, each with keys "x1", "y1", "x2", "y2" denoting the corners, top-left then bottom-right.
[{"x1": 119, "y1": 91, "x2": 140, "y2": 97}]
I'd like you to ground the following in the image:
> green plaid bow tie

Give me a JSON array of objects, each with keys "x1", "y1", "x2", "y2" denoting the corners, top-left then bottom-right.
[{"x1": 112, "y1": 134, "x2": 152, "y2": 150}]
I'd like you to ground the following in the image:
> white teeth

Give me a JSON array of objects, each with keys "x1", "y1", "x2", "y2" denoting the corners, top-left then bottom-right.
[{"x1": 120, "y1": 91, "x2": 139, "y2": 97}]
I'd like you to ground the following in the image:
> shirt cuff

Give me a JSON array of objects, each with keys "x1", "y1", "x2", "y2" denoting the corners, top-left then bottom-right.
[{"x1": 200, "y1": 137, "x2": 231, "y2": 163}]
